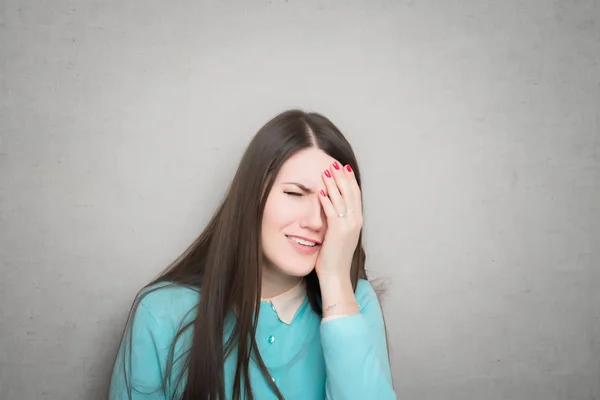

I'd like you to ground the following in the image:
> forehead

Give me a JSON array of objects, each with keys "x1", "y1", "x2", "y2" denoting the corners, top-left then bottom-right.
[{"x1": 276, "y1": 148, "x2": 336, "y2": 182}]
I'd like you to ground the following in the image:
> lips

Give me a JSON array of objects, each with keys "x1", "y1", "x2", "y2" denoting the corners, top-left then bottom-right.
[
  {"x1": 286, "y1": 235, "x2": 321, "y2": 254},
  {"x1": 285, "y1": 235, "x2": 322, "y2": 246}
]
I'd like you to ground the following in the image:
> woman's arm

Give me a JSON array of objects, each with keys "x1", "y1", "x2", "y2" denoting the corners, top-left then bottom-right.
[
  {"x1": 320, "y1": 278, "x2": 396, "y2": 400},
  {"x1": 109, "y1": 301, "x2": 171, "y2": 400}
]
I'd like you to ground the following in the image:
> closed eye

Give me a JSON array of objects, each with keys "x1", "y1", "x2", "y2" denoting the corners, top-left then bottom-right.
[{"x1": 284, "y1": 191, "x2": 303, "y2": 197}]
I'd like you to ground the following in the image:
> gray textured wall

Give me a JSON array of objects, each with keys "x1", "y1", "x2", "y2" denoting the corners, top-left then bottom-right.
[{"x1": 1, "y1": 1, "x2": 599, "y2": 399}]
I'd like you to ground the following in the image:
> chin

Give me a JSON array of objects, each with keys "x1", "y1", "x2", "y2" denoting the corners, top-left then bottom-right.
[{"x1": 273, "y1": 261, "x2": 315, "y2": 278}]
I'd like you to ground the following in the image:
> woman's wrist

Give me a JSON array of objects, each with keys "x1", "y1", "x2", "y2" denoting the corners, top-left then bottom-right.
[{"x1": 318, "y1": 273, "x2": 359, "y2": 318}]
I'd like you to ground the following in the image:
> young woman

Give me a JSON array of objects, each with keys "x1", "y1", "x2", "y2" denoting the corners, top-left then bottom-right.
[{"x1": 109, "y1": 109, "x2": 396, "y2": 399}]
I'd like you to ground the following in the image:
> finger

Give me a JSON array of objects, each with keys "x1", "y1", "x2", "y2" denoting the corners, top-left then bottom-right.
[
  {"x1": 322, "y1": 167, "x2": 345, "y2": 214},
  {"x1": 343, "y1": 163, "x2": 362, "y2": 211},
  {"x1": 330, "y1": 161, "x2": 353, "y2": 205},
  {"x1": 318, "y1": 188, "x2": 337, "y2": 219}
]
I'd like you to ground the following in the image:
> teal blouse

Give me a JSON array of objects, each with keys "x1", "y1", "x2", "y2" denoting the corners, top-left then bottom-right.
[{"x1": 109, "y1": 279, "x2": 396, "y2": 399}]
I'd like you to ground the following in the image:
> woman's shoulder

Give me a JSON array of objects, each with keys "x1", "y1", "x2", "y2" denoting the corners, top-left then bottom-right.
[
  {"x1": 135, "y1": 281, "x2": 200, "y2": 323},
  {"x1": 355, "y1": 278, "x2": 382, "y2": 305}
]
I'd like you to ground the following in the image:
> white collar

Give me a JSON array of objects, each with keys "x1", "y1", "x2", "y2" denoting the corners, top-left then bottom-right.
[{"x1": 261, "y1": 279, "x2": 306, "y2": 324}]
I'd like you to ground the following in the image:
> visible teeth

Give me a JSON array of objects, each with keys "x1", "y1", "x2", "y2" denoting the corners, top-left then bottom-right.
[{"x1": 290, "y1": 237, "x2": 316, "y2": 247}]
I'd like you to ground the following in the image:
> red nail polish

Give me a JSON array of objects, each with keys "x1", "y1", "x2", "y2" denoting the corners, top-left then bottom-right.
[
  {"x1": 324, "y1": 170, "x2": 331, "y2": 178},
  {"x1": 346, "y1": 165, "x2": 352, "y2": 172},
  {"x1": 333, "y1": 162, "x2": 340, "y2": 170},
  {"x1": 320, "y1": 190, "x2": 326, "y2": 196}
]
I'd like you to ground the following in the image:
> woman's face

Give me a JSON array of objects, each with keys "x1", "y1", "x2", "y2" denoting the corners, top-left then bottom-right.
[{"x1": 261, "y1": 148, "x2": 337, "y2": 281}]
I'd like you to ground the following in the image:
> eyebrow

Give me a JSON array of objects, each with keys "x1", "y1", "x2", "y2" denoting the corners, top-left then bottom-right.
[{"x1": 281, "y1": 182, "x2": 315, "y2": 194}]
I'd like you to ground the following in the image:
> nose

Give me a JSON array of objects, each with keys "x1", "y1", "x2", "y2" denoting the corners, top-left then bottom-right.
[{"x1": 300, "y1": 196, "x2": 325, "y2": 232}]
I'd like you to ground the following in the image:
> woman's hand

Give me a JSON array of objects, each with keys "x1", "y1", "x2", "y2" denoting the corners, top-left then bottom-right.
[
  {"x1": 315, "y1": 161, "x2": 363, "y2": 279},
  {"x1": 315, "y1": 161, "x2": 363, "y2": 317}
]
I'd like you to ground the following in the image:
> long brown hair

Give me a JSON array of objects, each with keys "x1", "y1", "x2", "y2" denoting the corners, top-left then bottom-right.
[{"x1": 117, "y1": 109, "x2": 368, "y2": 399}]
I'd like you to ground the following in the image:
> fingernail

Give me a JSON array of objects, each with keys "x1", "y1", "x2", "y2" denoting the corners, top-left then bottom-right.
[
  {"x1": 324, "y1": 170, "x2": 331, "y2": 178},
  {"x1": 333, "y1": 162, "x2": 340, "y2": 170},
  {"x1": 320, "y1": 189, "x2": 326, "y2": 196},
  {"x1": 346, "y1": 165, "x2": 352, "y2": 172}
]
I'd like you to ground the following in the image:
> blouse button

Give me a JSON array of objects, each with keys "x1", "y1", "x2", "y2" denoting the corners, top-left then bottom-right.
[{"x1": 267, "y1": 335, "x2": 275, "y2": 344}]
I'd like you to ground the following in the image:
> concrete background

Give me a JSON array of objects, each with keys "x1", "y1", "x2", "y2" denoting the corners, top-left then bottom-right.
[{"x1": 1, "y1": 0, "x2": 599, "y2": 399}]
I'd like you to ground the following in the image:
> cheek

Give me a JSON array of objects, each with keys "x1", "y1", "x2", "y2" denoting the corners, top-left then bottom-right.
[
  {"x1": 263, "y1": 208, "x2": 295, "y2": 232},
  {"x1": 262, "y1": 195, "x2": 298, "y2": 231},
  {"x1": 261, "y1": 193, "x2": 278, "y2": 227}
]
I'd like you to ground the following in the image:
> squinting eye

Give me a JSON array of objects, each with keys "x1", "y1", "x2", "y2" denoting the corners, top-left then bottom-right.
[{"x1": 284, "y1": 191, "x2": 303, "y2": 197}]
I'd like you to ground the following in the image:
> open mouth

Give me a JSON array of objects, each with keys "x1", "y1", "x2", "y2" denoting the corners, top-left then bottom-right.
[{"x1": 285, "y1": 235, "x2": 321, "y2": 248}]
